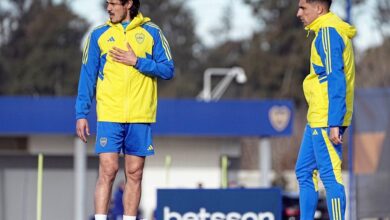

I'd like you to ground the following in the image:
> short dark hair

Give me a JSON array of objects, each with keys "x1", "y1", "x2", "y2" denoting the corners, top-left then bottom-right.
[
  {"x1": 120, "y1": 0, "x2": 140, "y2": 19},
  {"x1": 307, "y1": 0, "x2": 332, "y2": 9}
]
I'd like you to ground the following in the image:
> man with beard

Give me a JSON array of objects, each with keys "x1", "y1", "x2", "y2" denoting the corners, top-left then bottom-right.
[{"x1": 76, "y1": 1, "x2": 174, "y2": 219}]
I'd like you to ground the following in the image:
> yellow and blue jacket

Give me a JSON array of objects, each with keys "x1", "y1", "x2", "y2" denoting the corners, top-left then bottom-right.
[
  {"x1": 76, "y1": 13, "x2": 174, "y2": 123},
  {"x1": 304, "y1": 12, "x2": 356, "y2": 128}
]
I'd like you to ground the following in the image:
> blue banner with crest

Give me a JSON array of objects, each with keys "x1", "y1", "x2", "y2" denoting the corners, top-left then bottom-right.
[{"x1": 156, "y1": 188, "x2": 282, "y2": 220}]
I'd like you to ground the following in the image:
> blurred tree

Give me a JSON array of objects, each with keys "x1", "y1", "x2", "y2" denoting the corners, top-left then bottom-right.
[
  {"x1": 376, "y1": 0, "x2": 390, "y2": 35},
  {"x1": 0, "y1": 0, "x2": 88, "y2": 96},
  {"x1": 356, "y1": 38, "x2": 390, "y2": 88},
  {"x1": 356, "y1": 0, "x2": 390, "y2": 88},
  {"x1": 203, "y1": 0, "x2": 311, "y2": 103},
  {"x1": 210, "y1": 0, "x2": 234, "y2": 43},
  {"x1": 137, "y1": 0, "x2": 204, "y2": 97}
]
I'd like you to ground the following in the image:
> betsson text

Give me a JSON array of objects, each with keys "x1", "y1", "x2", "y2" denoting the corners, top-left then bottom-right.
[{"x1": 164, "y1": 207, "x2": 275, "y2": 220}]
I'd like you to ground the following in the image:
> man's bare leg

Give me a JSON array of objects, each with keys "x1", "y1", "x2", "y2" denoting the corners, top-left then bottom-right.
[
  {"x1": 95, "y1": 153, "x2": 119, "y2": 214},
  {"x1": 123, "y1": 155, "x2": 145, "y2": 216}
]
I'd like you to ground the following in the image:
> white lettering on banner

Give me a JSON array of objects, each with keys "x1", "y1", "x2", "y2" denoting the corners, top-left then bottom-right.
[
  {"x1": 210, "y1": 212, "x2": 224, "y2": 220},
  {"x1": 242, "y1": 212, "x2": 257, "y2": 220},
  {"x1": 183, "y1": 212, "x2": 198, "y2": 220},
  {"x1": 226, "y1": 212, "x2": 240, "y2": 220},
  {"x1": 164, "y1": 207, "x2": 275, "y2": 220}
]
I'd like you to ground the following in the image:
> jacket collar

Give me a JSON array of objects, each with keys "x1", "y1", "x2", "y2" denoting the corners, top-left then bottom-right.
[
  {"x1": 305, "y1": 12, "x2": 333, "y2": 33},
  {"x1": 106, "y1": 13, "x2": 151, "y2": 32},
  {"x1": 304, "y1": 12, "x2": 357, "y2": 39}
]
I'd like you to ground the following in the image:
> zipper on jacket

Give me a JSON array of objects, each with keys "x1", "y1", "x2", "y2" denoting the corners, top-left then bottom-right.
[{"x1": 123, "y1": 29, "x2": 131, "y2": 122}]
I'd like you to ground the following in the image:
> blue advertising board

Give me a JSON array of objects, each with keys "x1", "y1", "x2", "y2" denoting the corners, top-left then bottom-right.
[
  {"x1": 0, "y1": 97, "x2": 293, "y2": 137},
  {"x1": 156, "y1": 188, "x2": 282, "y2": 220},
  {"x1": 155, "y1": 99, "x2": 293, "y2": 137}
]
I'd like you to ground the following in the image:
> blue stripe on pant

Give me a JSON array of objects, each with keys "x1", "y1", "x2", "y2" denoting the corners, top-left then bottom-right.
[{"x1": 295, "y1": 124, "x2": 346, "y2": 220}]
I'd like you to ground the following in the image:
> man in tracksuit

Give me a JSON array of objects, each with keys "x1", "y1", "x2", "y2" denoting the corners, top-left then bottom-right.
[
  {"x1": 295, "y1": 0, "x2": 356, "y2": 219},
  {"x1": 75, "y1": 1, "x2": 174, "y2": 220}
]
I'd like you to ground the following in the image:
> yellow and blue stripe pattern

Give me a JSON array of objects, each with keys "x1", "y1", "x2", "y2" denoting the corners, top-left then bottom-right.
[
  {"x1": 296, "y1": 125, "x2": 346, "y2": 220},
  {"x1": 144, "y1": 22, "x2": 172, "y2": 60},
  {"x1": 82, "y1": 34, "x2": 90, "y2": 64},
  {"x1": 76, "y1": 13, "x2": 174, "y2": 123},
  {"x1": 321, "y1": 27, "x2": 332, "y2": 75},
  {"x1": 303, "y1": 12, "x2": 356, "y2": 128},
  {"x1": 322, "y1": 128, "x2": 343, "y2": 184},
  {"x1": 332, "y1": 198, "x2": 342, "y2": 220}
]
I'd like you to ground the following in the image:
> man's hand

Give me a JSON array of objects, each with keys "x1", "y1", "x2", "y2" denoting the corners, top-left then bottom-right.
[
  {"x1": 329, "y1": 127, "x2": 342, "y2": 145},
  {"x1": 76, "y1": 119, "x2": 90, "y2": 143},
  {"x1": 109, "y1": 43, "x2": 138, "y2": 66}
]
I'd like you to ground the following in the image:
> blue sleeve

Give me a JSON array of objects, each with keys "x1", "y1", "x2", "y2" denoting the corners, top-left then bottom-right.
[
  {"x1": 316, "y1": 27, "x2": 347, "y2": 127},
  {"x1": 75, "y1": 31, "x2": 100, "y2": 120},
  {"x1": 135, "y1": 25, "x2": 174, "y2": 80}
]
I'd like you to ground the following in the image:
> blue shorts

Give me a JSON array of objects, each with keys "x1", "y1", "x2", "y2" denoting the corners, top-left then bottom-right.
[{"x1": 95, "y1": 122, "x2": 154, "y2": 156}]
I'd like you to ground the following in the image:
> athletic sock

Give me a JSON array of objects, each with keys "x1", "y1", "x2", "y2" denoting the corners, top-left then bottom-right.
[
  {"x1": 94, "y1": 214, "x2": 107, "y2": 220},
  {"x1": 123, "y1": 215, "x2": 137, "y2": 220}
]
